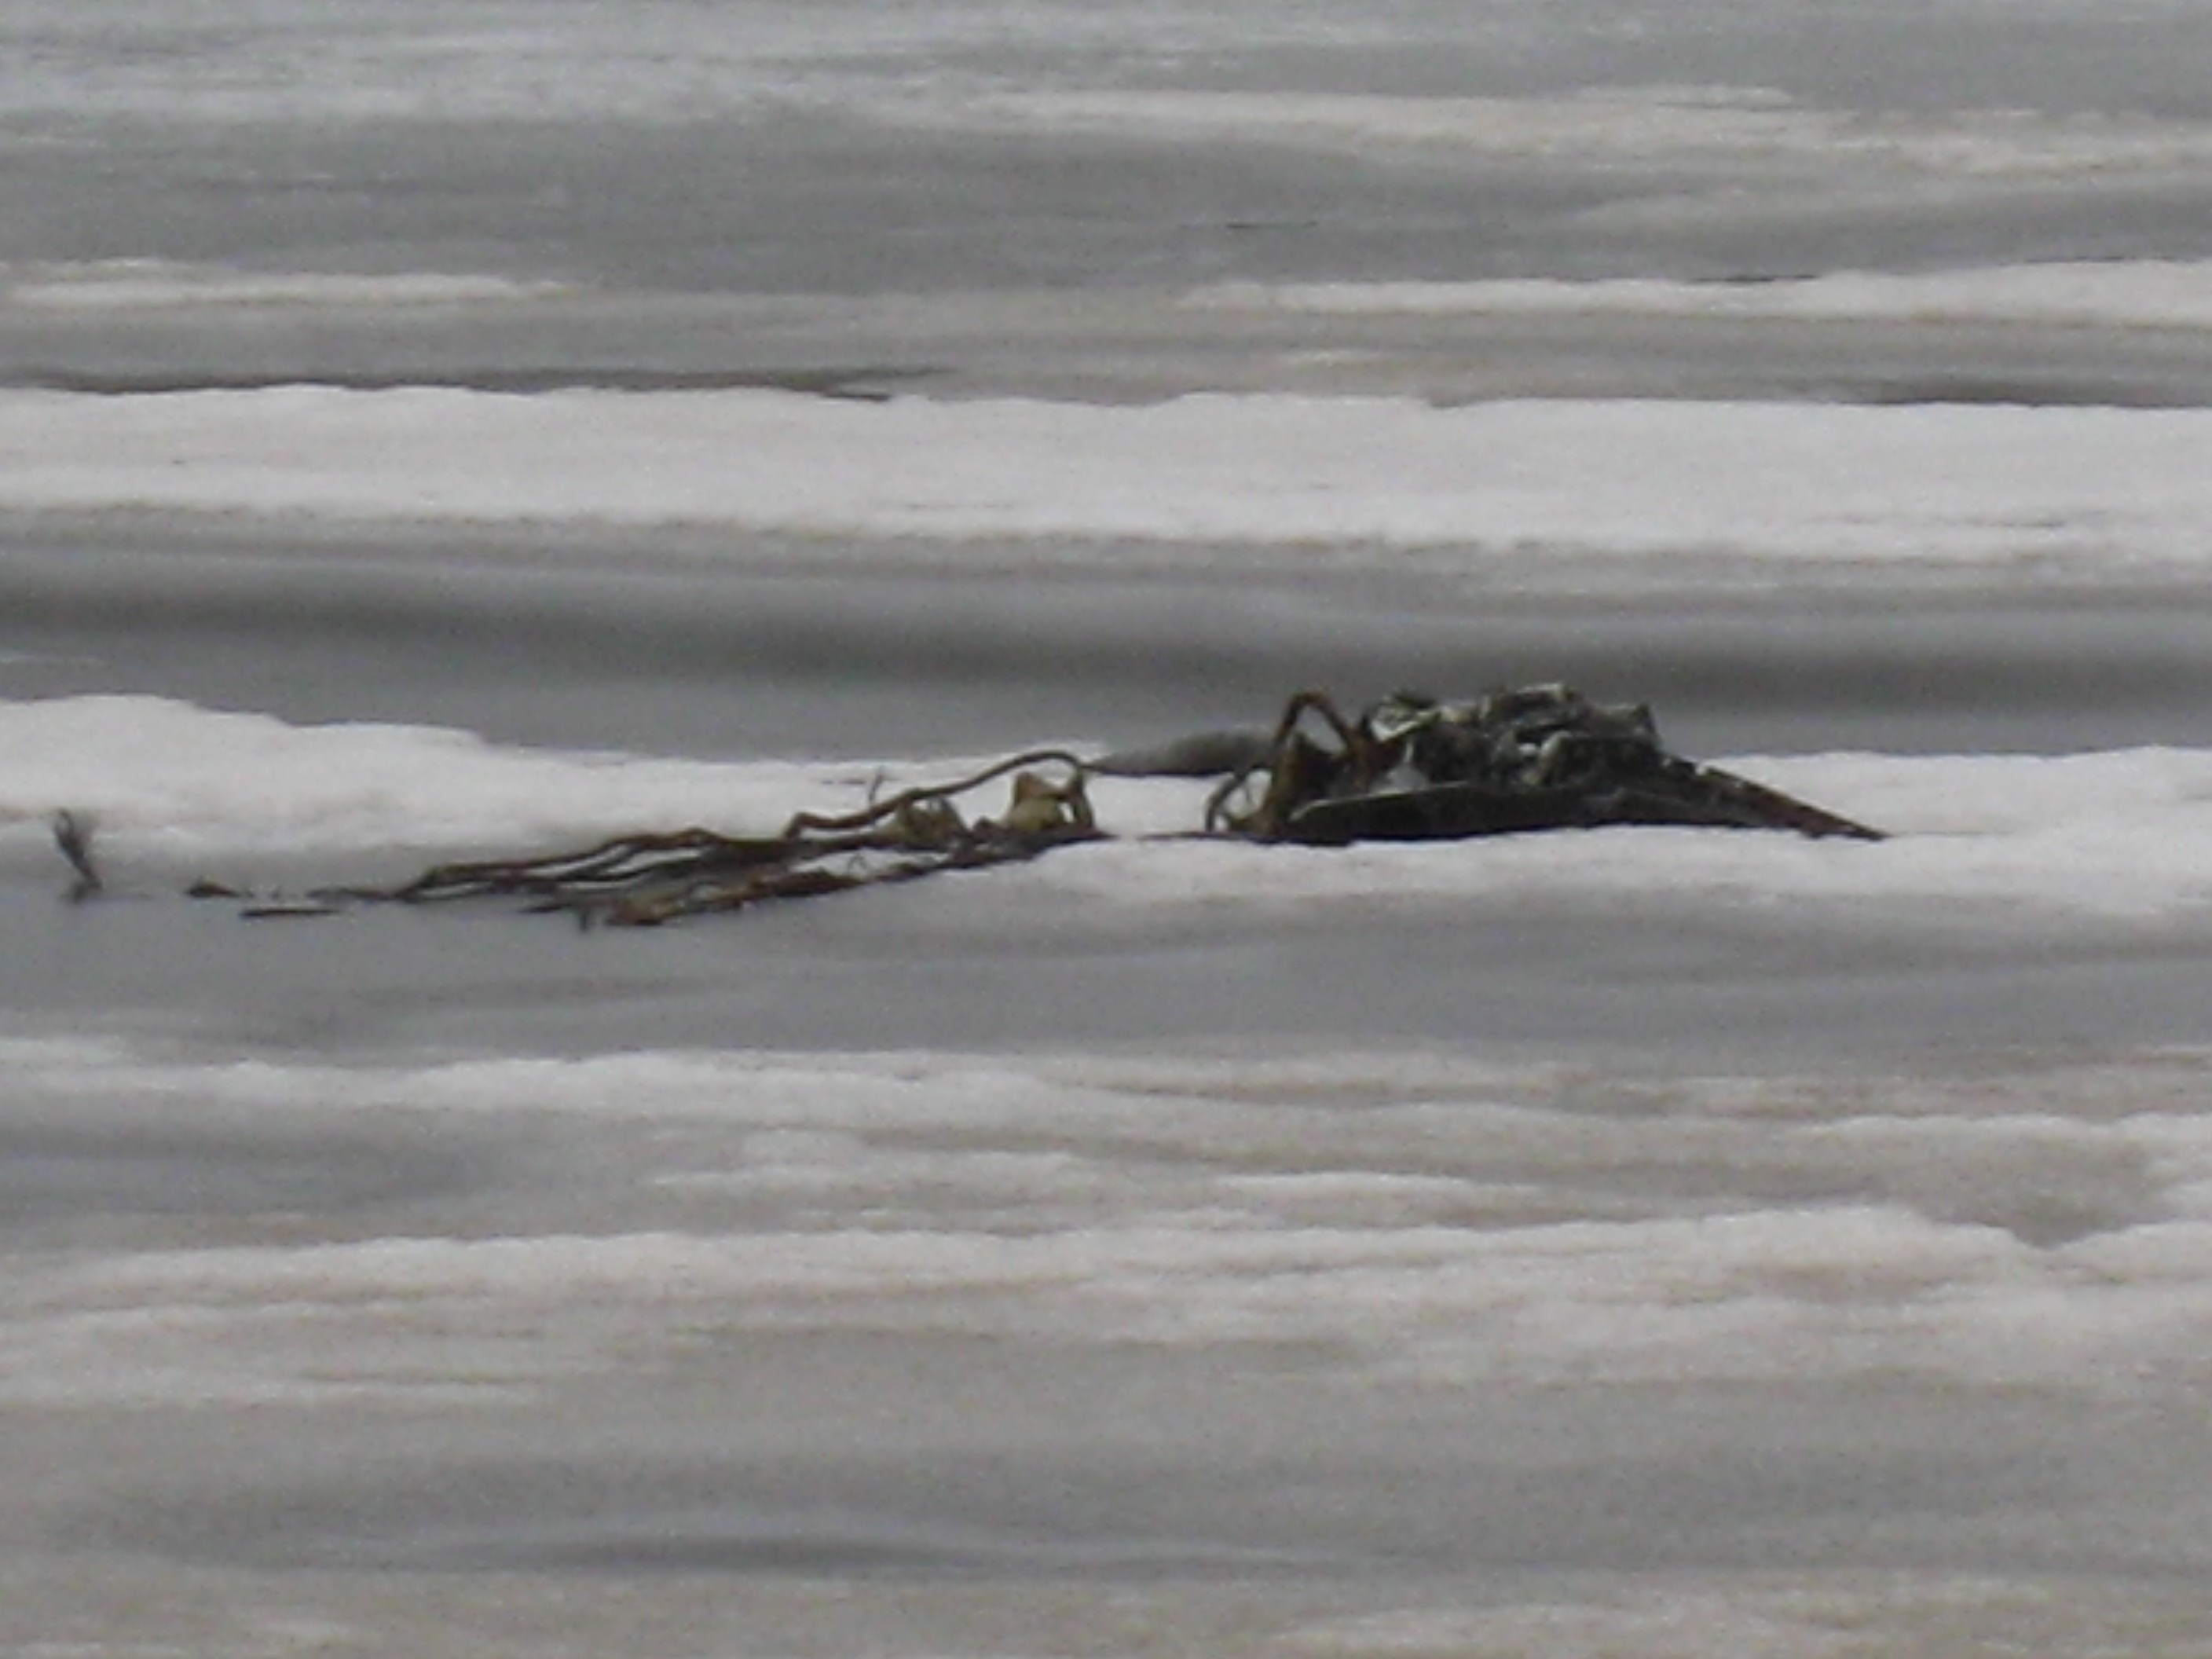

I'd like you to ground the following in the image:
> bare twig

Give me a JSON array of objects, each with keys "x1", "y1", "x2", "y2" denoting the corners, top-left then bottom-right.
[{"x1": 51, "y1": 811, "x2": 102, "y2": 901}]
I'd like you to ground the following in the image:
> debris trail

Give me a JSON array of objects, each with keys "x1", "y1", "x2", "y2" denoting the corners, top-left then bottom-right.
[
  {"x1": 287, "y1": 748, "x2": 1100, "y2": 927},
  {"x1": 48, "y1": 688, "x2": 1880, "y2": 924}
]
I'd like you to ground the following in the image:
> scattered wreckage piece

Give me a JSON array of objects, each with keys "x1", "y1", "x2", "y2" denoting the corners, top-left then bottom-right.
[
  {"x1": 206, "y1": 749, "x2": 1103, "y2": 927},
  {"x1": 53, "y1": 685, "x2": 1880, "y2": 922},
  {"x1": 1207, "y1": 685, "x2": 1884, "y2": 845}
]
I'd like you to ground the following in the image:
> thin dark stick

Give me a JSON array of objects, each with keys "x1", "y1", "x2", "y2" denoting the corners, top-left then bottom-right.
[{"x1": 51, "y1": 811, "x2": 102, "y2": 901}]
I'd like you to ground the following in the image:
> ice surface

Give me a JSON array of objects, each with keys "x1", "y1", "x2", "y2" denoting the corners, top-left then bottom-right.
[
  {"x1": 5, "y1": 388, "x2": 2210, "y2": 580},
  {"x1": 1192, "y1": 261, "x2": 2212, "y2": 330},
  {"x1": 952, "y1": 86, "x2": 2212, "y2": 177},
  {"x1": 0, "y1": 694, "x2": 870, "y2": 855},
  {"x1": 12, "y1": 2, "x2": 2212, "y2": 1648},
  {"x1": 6, "y1": 1037, "x2": 2211, "y2": 1407},
  {"x1": 3, "y1": 263, "x2": 571, "y2": 311}
]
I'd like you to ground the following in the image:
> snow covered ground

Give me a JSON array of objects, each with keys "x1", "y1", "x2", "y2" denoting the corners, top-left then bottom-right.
[
  {"x1": 12, "y1": 1, "x2": 2212, "y2": 1651},
  {"x1": 4, "y1": 379, "x2": 2209, "y2": 576},
  {"x1": 6, "y1": 694, "x2": 2212, "y2": 929}
]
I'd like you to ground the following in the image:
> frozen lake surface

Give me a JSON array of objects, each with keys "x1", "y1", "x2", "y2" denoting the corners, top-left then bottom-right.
[{"x1": 9, "y1": 2, "x2": 2212, "y2": 1654}]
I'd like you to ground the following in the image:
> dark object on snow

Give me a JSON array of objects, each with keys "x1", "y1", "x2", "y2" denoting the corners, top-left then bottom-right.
[
  {"x1": 212, "y1": 749, "x2": 1104, "y2": 927},
  {"x1": 148, "y1": 684, "x2": 1877, "y2": 925},
  {"x1": 50, "y1": 810, "x2": 103, "y2": 901},
  {"x1": 1205, "y1": 685, "x2": 1883, "y2": 844}
]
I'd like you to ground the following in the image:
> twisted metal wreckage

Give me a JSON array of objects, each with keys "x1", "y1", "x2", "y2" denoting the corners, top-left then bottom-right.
[{"x1": 57, "y1": 685, "x2": 1884, "y2": 925}]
